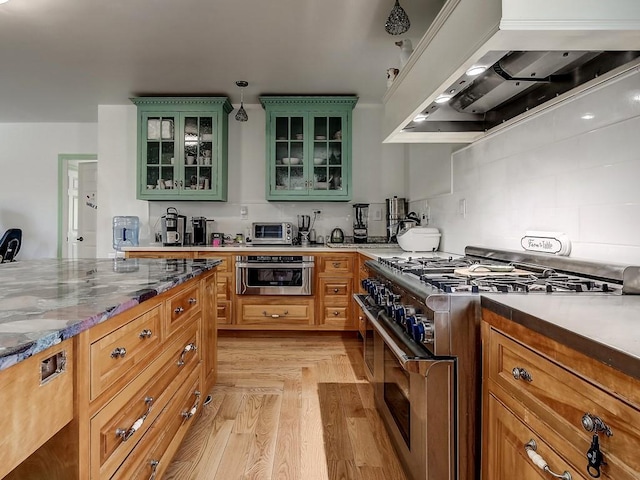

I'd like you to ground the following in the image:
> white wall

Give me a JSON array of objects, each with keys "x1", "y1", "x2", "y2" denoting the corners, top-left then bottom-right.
[
  {"x1": 96, "y1": 106, "x2": 150, "y2": 258},
  {"x1": 410, "y1": 69, "x2": 640, "y2": 264},
  {"x1": 0, "y1": 123, "x2": 97, "y2": 259}
]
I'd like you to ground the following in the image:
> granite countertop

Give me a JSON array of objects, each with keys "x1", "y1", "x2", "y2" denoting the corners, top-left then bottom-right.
[
  {"x1": 0, "y1": 257, "x2": 220, "y2": 371},
  {"x1": 482, "y1": 294, "x2": 640, "y2": 380}
]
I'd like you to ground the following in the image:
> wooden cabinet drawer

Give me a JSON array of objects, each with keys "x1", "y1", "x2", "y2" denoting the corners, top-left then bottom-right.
[
  {"x1": 217, "y1": 302, "x2": 231, "y2": 325},
  {"x1": 320, "y1": 306, "x2": 349, "y2": 325},
  {"x1": 166, "y1": 282, "x2": 200, "y2": 336},
  {"x1": 216, "y1": 274, "x2": 231, "y2": 299},
  {"x1": 488, "y1": 328, "x2": 640, "y2": 478},
  {"x1": 195, "y1": 252, "x2": 231, "y2": 272},
  {"x1": 0, "y1": 340, "x2": 74, "y2": 479},
  {"x1": 111, "y1": 367, "x2": 201, "y2": 480},
  {"x1": 486, "y1": 393, "x2": 586, "y2": 480},
  {"x1": 90, "y1": 305, "x2": 162, "y2": 401},
  {"x1": 90, "y1": 321, "x2": 200, "y2": 479},
  {"x1": 238, "y1": 298, "x2": 313, "y2": 326},
  {"x1": 320, "y1": 255, "x2": 353, "y2": 275},
  {"x1": 321, "y1": 279, "x2": 351, "y2": 299}
]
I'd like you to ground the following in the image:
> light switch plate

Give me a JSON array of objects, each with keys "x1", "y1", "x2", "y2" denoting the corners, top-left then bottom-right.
[{"x1": 240, "y1": 205, "x2": 248, "y2": 219}]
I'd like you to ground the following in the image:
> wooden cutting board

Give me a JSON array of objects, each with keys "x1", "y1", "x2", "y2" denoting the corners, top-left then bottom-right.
[{"x1": 454, "y1": 266, "x2": 533, "y2": 277}]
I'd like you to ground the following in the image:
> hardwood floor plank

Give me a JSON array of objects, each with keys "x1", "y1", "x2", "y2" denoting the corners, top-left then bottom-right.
[
  {"x1": 244, "y1": 394, "x2": 281, "y2": 480},
  {"x1": 318, "y1": 383, "x2": 355, "y2": 463},
  {"x1": 345, "y1": 417, "x2": 382, "y2": 467},
  {"x1": 271, "y1": 378, "x2": 301, "y2": 480},
  {"x1": 327, "y1": 459, "x2": 361, "y2": 480},
  {"x1": 301, "y1": 367, "x2": 329, "y2": 480},
  {"x1": 232, "y1": 394, "x2": 264, "y2": 434},
  {"x1": 213, "y1": 433, "x2": 253, "y2": 480}
]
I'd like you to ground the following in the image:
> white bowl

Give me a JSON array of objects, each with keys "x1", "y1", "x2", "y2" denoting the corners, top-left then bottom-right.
[
  {"x1": 282, "y1": 157, "x2": 300, "y2": 165},
  {"x1": 313, "y1": 157, "x2": 326, "y2": 165}
]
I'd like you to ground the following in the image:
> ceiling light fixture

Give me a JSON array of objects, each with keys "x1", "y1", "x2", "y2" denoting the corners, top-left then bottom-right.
[
  {"x1": 0, "y1": 0, "x2": 10, "y2": 4},
  {"x1": 581, "y1": 113, "x2": 595, "y2": 120},
  {"x1": 466, "y1": 65, "x2": 488, "y2": 76},
  {"x1": 385, "y1": 0, "x2": 411, "y2": 36},
  {"x1": 235, "y1": 81, "x2": 248, "y2": 122},
  {"x1": 413, "y1": 113, "x2": 429, "y2": 122}
]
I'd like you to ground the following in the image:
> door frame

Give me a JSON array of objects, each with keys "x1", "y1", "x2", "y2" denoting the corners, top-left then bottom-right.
[{"x1": 57, "y1": 153, "x2": 98, "y2": 258}]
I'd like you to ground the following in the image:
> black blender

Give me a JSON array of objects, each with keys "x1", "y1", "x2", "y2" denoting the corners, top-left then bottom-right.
[{"x1": 353, "y1": 203, "x2": 369, "y2": 244}]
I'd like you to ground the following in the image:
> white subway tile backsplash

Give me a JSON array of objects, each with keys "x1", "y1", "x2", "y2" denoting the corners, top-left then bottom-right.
[{"x1": 427, "y1": 69, "x2": 640, "y2": 264}]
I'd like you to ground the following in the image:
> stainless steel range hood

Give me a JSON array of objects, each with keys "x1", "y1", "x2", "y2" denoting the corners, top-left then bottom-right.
[{"x1": 383, "y1": 0, "x2": 640, "y2": 144}]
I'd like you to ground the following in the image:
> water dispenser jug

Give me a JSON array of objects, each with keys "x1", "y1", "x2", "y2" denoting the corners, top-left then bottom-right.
[{"x1": 112, "y1": 216, "x2": 140, "y2": 251}]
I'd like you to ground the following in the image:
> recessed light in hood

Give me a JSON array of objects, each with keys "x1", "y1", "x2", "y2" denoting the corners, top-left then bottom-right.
[{"x1": 404, "y1": 50, "x2": 640, "y2": 134}]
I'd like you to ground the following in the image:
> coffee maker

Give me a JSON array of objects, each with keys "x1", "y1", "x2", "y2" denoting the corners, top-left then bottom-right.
[
  {"x1": 353, "y1": 203, "x2": 369, "y2": 244},
  {"x1": 192, "y1": 217, "x2": 208, "y2": 245},
  {"x1": 161, "y1": 207, "x2": 186, "y2": 246},
  {"x1": 297, "y1": 214, "x2": 311, "y2": 246},
  {"x1": 386, "y1": 196, "x2": 408, "y2": 241}
]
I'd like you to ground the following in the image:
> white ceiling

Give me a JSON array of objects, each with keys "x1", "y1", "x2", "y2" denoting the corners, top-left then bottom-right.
[{"x1": 0, "y1": 0, "x2": 442, "y2": 122}]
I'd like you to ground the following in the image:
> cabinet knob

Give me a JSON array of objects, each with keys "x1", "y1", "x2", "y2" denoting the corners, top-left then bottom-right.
[
  {"x1": 512, "y1": 367, "x2": 533, "y2": 382},
  {"x1": 333, "y1": 288, "x2": 339, "y2": 293},
  {"x1": 111, "y1": 347, "x2": 127, "y2": 358},
  {"x1": 332, "y1": 262, "x2": 341, "y2": 268},
  {"x1": 139, "y1": 329, "x2": 153, "y2": 339},
  {"x1": 188, "y1": 297, "x2": 197, "y2": 304},
  {"x1": 174, "y1": 306, "x2": 184, "y2": 315},
  {"x1": 582, "y1": 413, "x2": 613, "y2": 437},
  {"x1": 333, "y1": 311, "x2": 340, "y2": 316}
]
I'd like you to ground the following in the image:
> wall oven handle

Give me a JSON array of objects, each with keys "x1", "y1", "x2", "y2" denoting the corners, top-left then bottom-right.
[
  {"x1": 236, "y1": 262, "x2": 315, "y2": 269},
  {"x1": 524, "y1": 439, "x2": 572, "y2": 480}
]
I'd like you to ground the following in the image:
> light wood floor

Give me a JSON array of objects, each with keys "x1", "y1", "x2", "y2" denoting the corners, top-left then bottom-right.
[{"x1": 164, "y1": 332, "x2": 407, "y2": 480}]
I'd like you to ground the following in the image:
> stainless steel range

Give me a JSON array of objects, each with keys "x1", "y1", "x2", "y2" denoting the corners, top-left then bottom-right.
[{"x1": 355, "y1": 246, "x2": 638, "y2": 480}]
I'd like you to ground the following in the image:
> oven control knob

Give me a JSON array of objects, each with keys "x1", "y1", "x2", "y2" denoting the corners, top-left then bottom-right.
[
  {"x1": 392, "y1": 304, "x2": 404, "y2": 324},
  {"x1": 405, "y1": 314, "x2": 416, "y2": 334},
  {"x1": 411, "y1": 317, "x2": 433, "y2": 344}
]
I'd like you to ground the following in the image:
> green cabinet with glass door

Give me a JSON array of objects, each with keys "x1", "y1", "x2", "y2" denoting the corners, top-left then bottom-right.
[
  {"x1": 131, "y1": 97, "x2": 232, "y2": 201},
  {"x1": 260, "y1": 96, "x2": 358, "y2": 201}
]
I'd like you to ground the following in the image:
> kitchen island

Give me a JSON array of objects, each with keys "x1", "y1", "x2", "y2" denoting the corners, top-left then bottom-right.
[{"x1": 0, "y1": 257, "x2": 220, "y2": 480}]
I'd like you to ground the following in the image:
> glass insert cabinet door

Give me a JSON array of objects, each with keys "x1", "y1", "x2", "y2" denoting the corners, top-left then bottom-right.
[
  {"x1": 261, "y1": 96, "x2": 358, "y2": 202},
  {"x1": 132, "y1": 97, "x2": 232, "y2": 201}
]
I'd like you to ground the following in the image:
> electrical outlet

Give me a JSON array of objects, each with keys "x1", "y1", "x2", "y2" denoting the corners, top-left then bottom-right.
[{"x1": 373, "y1": 208, "x2": 383, "y2": 221}]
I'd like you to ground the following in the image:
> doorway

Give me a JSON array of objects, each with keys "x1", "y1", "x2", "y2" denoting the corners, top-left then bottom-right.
[{"x1": 58, "y1": 154, "x2": 98, "y2": 259}]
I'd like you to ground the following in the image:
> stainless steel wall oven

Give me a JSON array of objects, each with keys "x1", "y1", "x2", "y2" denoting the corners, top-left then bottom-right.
[{"x1": 236, "y1": 255, "x2": 314, "y2": 295}]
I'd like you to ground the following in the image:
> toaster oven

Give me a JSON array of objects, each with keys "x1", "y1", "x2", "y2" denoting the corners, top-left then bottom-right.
[{"x1": 251, "y1": 222, "x2": 294, "y2": 245}]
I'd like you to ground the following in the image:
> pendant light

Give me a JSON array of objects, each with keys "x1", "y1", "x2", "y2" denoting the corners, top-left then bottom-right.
[
  {"x1": 235, "y1": 81, "x2": 249, "y2": 122},
  {"x1": 385, "y1": 0, "x2": 411, "y2": 36}
]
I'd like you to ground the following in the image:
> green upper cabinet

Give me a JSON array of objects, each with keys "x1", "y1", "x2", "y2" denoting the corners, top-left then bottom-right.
[
  {"x1": 260, "y1": 96, "x2": 358, "y2": 201},
  {"x1": 131, "y1": 97, "x2": 232, "y2": 201}
]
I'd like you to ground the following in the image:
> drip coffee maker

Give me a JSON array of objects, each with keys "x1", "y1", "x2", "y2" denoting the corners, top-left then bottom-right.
[{"x1": 353, "y1": 203, "x2": 369, "y2": 244}]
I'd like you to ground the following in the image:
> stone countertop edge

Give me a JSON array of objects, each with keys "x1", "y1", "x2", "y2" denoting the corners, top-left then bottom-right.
[
  {"x1": 0, "y1": 258, "x2": 221, "y2": 372},
  {"x1": 481, "y1": 294, "x2": 640, "y2": 381}
]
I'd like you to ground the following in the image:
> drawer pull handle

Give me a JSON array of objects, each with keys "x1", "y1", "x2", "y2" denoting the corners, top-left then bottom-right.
[
  {"x1": 512, "y1": 367, "x2": 533, "y2": 382},
  {"x1": 111, "y1": 347, "x2": 127, "y2": 358},
  {"x1": 524, "y1": 439, "x2": 572, "y2": 480},
  {"x1": 181, "y1": 390, "x2": 202, "y2": 419},
  {"x1": 177, "y1": 342, "x2": 197, "y2": 366},
  {"x1": 148, "y1": 459, "x2": 159, "y2": 480},
  {"x1": 188, "y1": 297, "x2": 197, "y2": 304},
  {"x1": 333, "y1": 288, "x2": 339, "y2": 293},
  {"x1": 263, "y1": 310, "x2": 288, "y2": 318},
  {"x1": 582, "y1": 413, "x2": 613, "y2": 437},
  {"x1": 115, "y1": 396, "x2": 153, "y2": 442},
  {"x1": 332, "y1": 262, "x2": 341, "y2": 268},
  {"x1": 333, "y1": 311, "x2": 340, "y2": 316},
  {"x1": 139, "y1": 329, "x2": 153, "y2": 339},
  {"x1": 174, "y1": 306, "x2": 185, "y2": 314}
]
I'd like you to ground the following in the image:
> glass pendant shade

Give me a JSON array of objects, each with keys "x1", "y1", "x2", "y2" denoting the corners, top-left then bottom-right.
[
  {"x1": 385, "y1": 0, "x2": 411, "y2": 35},
  {"x1": 235, "y1": 81, "x2": 249, "y2": 122}
]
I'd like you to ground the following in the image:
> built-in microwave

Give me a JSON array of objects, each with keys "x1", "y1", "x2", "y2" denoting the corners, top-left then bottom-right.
[{"x1": 251, "y1": 222, "x2": 294, "y2": 245}]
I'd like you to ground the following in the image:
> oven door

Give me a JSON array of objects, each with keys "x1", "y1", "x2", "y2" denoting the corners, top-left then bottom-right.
[
  {"x1": 353, "y1": 294, "x2": 376, "y2": 381},
  {"x1": 356, "y1": 293, "x2": 456, "y2": 480},
  {"x1": 236, "y1": 262, "x2": 313, "y2": 295}
]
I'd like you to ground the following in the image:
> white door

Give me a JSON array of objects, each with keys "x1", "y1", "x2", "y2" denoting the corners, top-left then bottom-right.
[
  {"x1": 66, "y1": 169, "x2": 79, "y2": 258},
  {"x1": 76, "y1": 162, "x2": 98, "y2": 258}
]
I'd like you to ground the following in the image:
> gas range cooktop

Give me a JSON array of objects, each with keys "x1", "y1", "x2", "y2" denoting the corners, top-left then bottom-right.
[{"x1": 377, "y1": 248, "x2": 631, "y2": 295}]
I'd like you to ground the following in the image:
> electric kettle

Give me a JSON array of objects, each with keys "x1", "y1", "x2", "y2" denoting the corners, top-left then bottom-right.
[{"x1": 330, "y1": 227, "x2": 344, "y2": 243}]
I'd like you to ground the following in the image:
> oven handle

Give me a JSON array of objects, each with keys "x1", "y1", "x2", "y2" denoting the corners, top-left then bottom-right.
[
  {"x1": 354, "y1": 294, "x2": 451, "y2": 376},
  {"x1": 235, "y1": 262, "x2": 315, "y2": 269}
]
